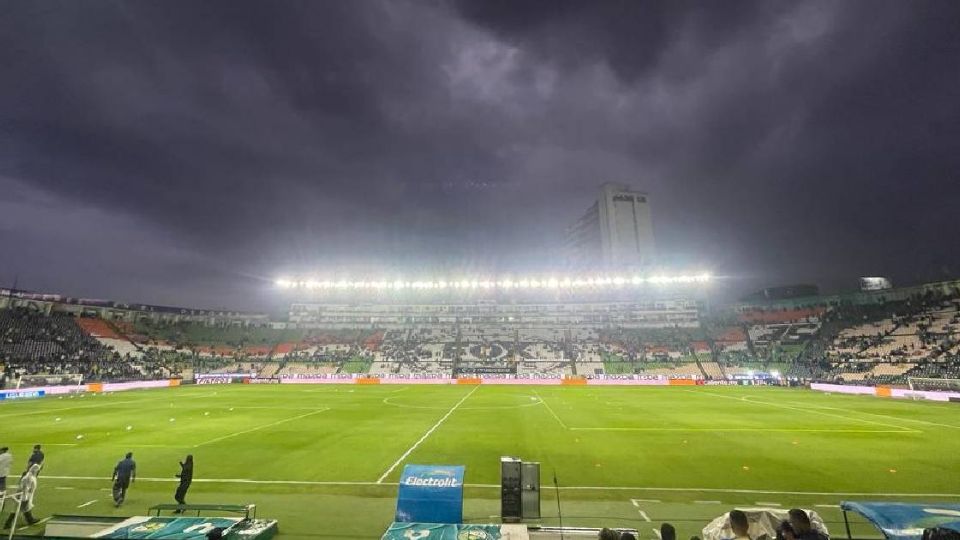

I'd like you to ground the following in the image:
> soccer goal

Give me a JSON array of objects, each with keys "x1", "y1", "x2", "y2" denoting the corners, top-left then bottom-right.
[{"x1": 907, "y1": 377, "x2": 960, "y2": 393}]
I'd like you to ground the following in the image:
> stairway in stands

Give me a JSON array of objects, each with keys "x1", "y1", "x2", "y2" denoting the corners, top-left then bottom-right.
[{"x1": 690, "y1": 348, "x2": 709, "y2": 379}]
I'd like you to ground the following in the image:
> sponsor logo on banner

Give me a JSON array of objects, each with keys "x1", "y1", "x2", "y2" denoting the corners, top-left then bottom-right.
[
  {"x1": 249, "y1": 378, "x2": 281, "y2": 384},
  {"x1": 197, "y1": 377, "x2": 233, "y2": 385},
  {"x1": 402, "y1": 467, "x2": 461, "y2": 488},
  {"x1": 194, "y1": 373, "x2": 249, "y2": 384},
  {"x1": 403, "y1": 476, "x2": 461, "y2": 488},
  {"x1": 0, "y1": 389, "x2": 45, "y2": 400}
]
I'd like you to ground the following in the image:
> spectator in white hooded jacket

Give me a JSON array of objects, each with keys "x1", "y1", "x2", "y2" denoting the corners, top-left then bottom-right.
[
  {"x1": 0, "y1": 447, "x2": 12, "y2": 494},
  {"x1": 3, "y1": 463, "x2": 40, "y2": 529}
]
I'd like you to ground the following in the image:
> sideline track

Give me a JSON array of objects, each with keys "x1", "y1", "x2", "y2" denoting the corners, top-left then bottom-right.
[{"x1": 41, "y1": 475, "x2": 960, "y2": 498}]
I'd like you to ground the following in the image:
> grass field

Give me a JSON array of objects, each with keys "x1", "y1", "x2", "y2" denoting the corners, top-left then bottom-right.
[{"x1": 2, "y1": 384, "x2": 959, "y2": 539}]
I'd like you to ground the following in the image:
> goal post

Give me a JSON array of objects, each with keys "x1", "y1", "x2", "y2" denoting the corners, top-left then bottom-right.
[{"x1": 907, "y1": 377, "x2": 960, "y2": 393}]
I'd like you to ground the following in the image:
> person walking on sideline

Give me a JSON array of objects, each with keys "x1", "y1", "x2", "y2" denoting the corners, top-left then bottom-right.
[
  {"x1": 111, "y1": 453, "x2": 136, "y2": 507},
  {"x1": 173, "y1": 455, "x2": 193, "y2": 513},
  {"x1": 3, "y1": 464, "x2": 40, "y2": 529},
  {"x1": 25, "y1": 445, "x2": 43, "y2": 477},
  {"x1": 0, "y1": 447, "x2": 12, "y2": 497}
]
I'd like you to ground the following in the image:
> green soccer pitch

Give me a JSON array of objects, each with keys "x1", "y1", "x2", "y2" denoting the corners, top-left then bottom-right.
[{"x1": 2, "y1": 384, "x2": 959, "y2": 539}]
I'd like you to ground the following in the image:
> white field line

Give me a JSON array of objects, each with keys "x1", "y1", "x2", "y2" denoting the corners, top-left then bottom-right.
[
  {"x1": 76, "y1": 500, "x2": 97, "y2": 508},
  {"x1": 41, "y1": 476, "x2": 960, "y2": 498},
  {"x1": 815, "y1": 504, "x2": 841, "y2": 508},
  {"x1": 18, "y1": 517, "x2": 50, "y2": 530},
  {"x1": 653, "y1": 529, "x2": 662, "y2": 540},
  {"x1": 694, "y1": 500, "x2": 722, "y2": 504},
  {"x1": 216, "y1": 406, "x2": 329, "y2": 411},
  {"x1": 638, "y1": 510, "x2": 651, "y2": 522},
  {"x1": 381, "y1": 397, "x2": 541, "y2": 411},
  {"x1": 631, "y1": 498, "x2": 661, "y2": 504},
  {"x1": 0, "y1": 391, "x2": 219, "y2": 419},
  {"x1": 533, "y1": 390, "x2": 568, "y2": 430},
  {"x1": 376, "y1": 385, "x2": 480, "y2": 483},
  {"x1": 192, "y1": 408, "x2": 328, "y2": 448},
  {"x1": 4, "y1": 443, "x2": 78, "y2": 446},
  {"x1": 568, "y1": 427, "x2": 912, "y2": 433},
  {"x1": 690, "y1": 391, "x2": 921, "y2": 433},
  {"x1": 780, "y1": 400, "x2": 960, "y2": 431},
  {"x1": 756, "y1": 501, "x2": 782, "y2": 506}
]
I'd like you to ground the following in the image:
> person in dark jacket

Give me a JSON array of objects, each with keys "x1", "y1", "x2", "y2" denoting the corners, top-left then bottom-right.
[
  {"x1": 788, "y1": 509, "x2": 828, "y2": 540},
  {"x1": 111, "y1": 452, "x2": 136, "y2": 507},
  {"x1": 173, "y1": 455, "x2": 193, "y2": 512},
  {"x1": 25, "y1": 445, "x2": 43, "y2": 477}
]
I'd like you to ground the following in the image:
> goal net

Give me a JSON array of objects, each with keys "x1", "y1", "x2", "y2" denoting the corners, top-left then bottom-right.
[{"x1": 907, "y1": 377, "x2": 960, "y2": 393}]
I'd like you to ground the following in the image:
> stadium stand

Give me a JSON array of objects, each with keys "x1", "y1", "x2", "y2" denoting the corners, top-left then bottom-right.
[{"x1": 3, "y1": 279, "x2": 960, "y2": 387}]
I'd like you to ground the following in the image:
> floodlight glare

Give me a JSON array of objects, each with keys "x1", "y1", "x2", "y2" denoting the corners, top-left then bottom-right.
[{"x1": 274, "y1": 271, "x2": 714, "y2": 292}]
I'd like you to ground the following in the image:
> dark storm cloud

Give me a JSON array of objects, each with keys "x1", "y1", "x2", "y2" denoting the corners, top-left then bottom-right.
[{"x1": 1, "y1": 0, "x2": 959, "y2": 308}]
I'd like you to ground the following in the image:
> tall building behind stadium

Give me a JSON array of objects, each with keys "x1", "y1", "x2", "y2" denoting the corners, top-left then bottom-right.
[{"x1": 565, "y1": 183, "x2": 656, "y2": 269}]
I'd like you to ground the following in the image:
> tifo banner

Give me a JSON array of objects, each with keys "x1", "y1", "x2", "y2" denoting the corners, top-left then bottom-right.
[
  {"x1": 395, "y1": 465, "x2": 465, "y2": 524},
  {"x1": 381, "y1": 523, "x2": 502, "y2": 540}
]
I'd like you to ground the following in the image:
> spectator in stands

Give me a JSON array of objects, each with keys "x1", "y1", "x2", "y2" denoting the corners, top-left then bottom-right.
[
  {"x1": 788, "y1": 509, "x2": 827, "y2": 540},
  {"x1": 3, "y1": 464, "x2": 40, "y2": 529},
  {"x1": 730, "y1": 509, "x2": 751, "y2": 540},
  {"x1": 661, "y1": 523, "x2": 677, "y2": 540},
  {"x1": 599, "y1": 529, "x2": 621, "y2": 540},
  {"x1": 26, "y1": 445, "x2": 43, "y2": 476},
  {"x1": 111, "y1": 452, "x2": 136, "y2": 507},
  {"x1": 0, "y1": 447, "x2": 11, "y2": 495},
  {"x1": 173, "y1": 454, "x2": 193, "y2": 512}
]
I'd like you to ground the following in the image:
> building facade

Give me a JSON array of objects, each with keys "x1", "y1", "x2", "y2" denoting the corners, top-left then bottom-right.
[{"x1": 566, "y1": 183, "x2": 656, "y2": 269}]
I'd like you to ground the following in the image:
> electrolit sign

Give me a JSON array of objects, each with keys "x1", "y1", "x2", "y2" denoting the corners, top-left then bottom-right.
[
  {"x1": 395, "y1": 465, "x2": 465, "y2": 524},
  {"x1": 0, "y1": 390, "x2": 45, "y2": 401}
]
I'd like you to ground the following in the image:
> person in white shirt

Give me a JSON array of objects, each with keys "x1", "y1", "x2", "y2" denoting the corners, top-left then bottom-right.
[
  {"x1": 3, "y1": 463, "x2": 40, "y2": 529},
  {"x1": 0, "y1": 447, "x2": 12, "y2": 495}
]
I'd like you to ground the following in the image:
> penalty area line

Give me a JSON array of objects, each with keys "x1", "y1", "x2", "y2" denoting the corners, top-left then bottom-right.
[{"x1": 376, "y1": 385, "x2": 479, "y2": 484}]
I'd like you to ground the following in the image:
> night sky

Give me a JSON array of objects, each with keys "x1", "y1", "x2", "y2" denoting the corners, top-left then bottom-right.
[{"x1": 2, "y1": 1, "x2": 959, "y2": 310}]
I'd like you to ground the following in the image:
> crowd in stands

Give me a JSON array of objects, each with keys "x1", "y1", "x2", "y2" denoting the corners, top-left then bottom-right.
[
  {"x1": 0, "y1": 310, "x2": 141, "y2": 387},
  {"x1": 3, "y1": 284, "x2": 960, "y2": 387}
]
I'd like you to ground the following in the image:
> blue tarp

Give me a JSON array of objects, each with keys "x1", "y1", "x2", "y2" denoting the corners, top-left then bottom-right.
[{"x1": 842, "y1": 502, "x2": 960, "y2": 540}]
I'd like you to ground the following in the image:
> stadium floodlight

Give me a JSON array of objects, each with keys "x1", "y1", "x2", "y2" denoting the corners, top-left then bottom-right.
[{"x1": 273, "y1": 271, "x2": 713, "y2": 291}]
